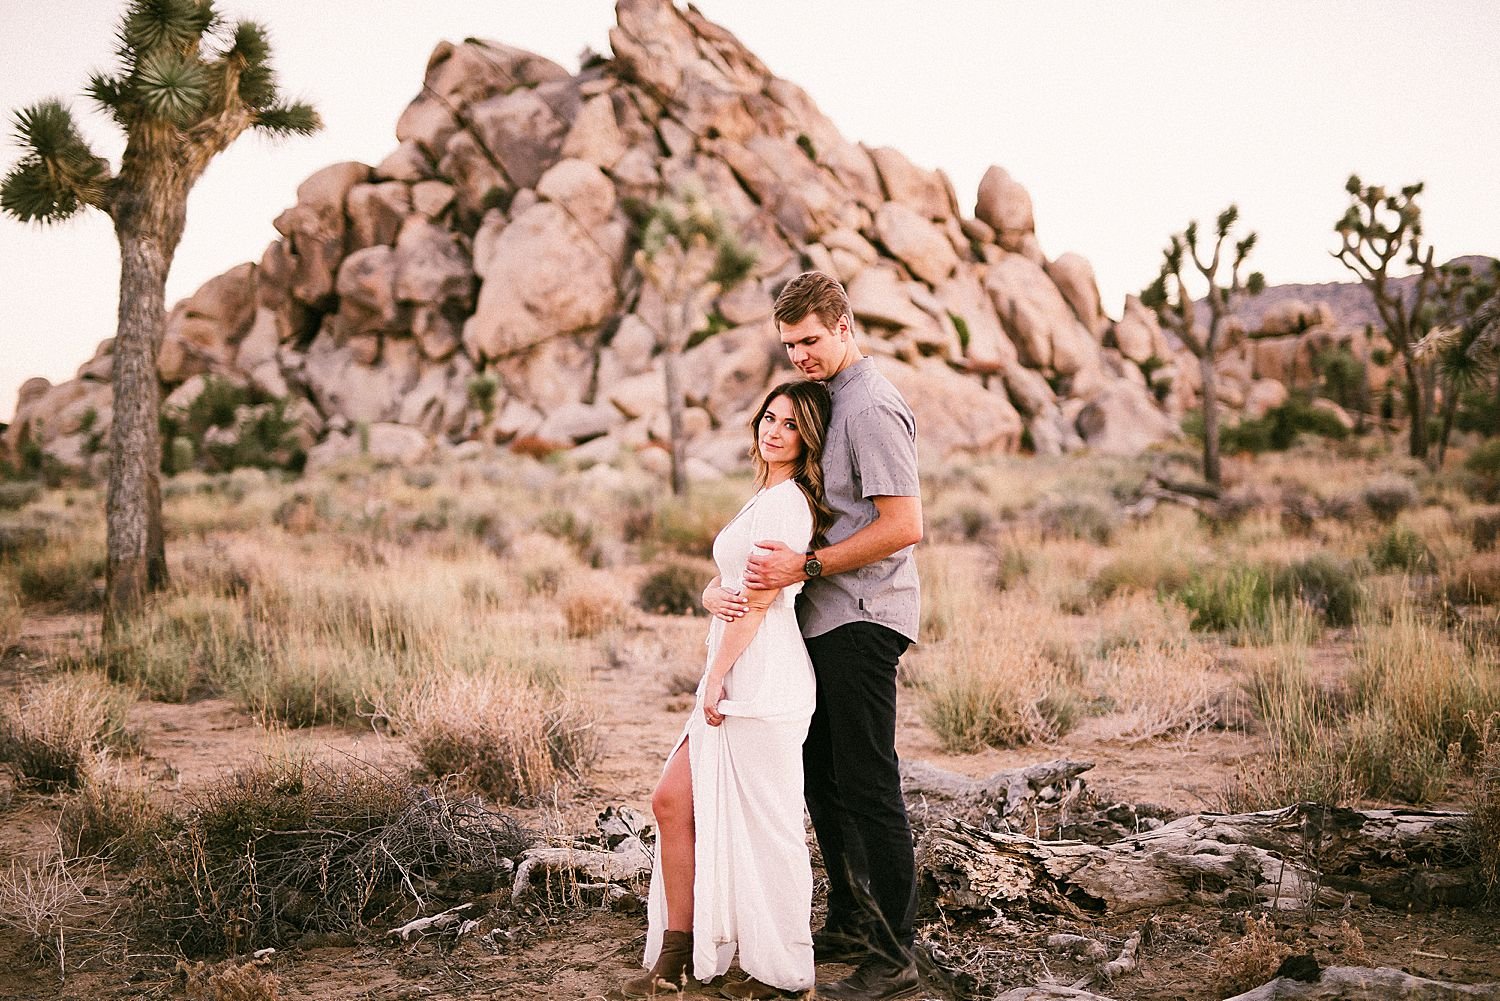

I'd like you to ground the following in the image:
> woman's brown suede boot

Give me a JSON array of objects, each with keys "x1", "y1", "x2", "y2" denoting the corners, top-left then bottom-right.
[{"x1": 621, "y1": 930, "x2": 697, "y2": 997}]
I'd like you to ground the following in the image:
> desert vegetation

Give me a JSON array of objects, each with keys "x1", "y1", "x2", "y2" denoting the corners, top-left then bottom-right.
[{"x1": 0, "y1": 433, "x2": 1495, "y2": 998}]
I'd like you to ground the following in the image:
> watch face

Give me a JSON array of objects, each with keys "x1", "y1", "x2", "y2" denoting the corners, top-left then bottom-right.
[{"x1": 805, "y1": 558, "x2": 823, "y2": 578}]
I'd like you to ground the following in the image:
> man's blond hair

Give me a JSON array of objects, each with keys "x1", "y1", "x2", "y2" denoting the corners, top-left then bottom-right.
[{"x1": 774, "y1": 271, "x2": 851, "y2": 332}]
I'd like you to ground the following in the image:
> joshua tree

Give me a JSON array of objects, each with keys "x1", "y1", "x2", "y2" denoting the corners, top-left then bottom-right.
[
  {"x1": 1332, "y1": 176, "x2": 1441, "y2": 462},
  {"x1": 634, "y1": 185, "x2": 756, "y2": 496},
  {"x1": 1414, "y1": 259, "x2": 1500, "y2": 463},
  {"x1": 1141, "y1": 205, "x2": 1264, "y2": 490},
  {"x1": 1, "y1": 0, "x2": 319, "y2": 630}
]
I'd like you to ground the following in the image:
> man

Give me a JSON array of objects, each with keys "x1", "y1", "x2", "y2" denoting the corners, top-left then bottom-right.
[{"x1": 743, "y1": 271, "x2": 923, "y2": 1001}]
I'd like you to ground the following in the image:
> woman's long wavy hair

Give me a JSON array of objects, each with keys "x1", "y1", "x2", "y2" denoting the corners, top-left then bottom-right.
[{"x1": 749, "y1": 380, "x2": 835, "y2": 546}]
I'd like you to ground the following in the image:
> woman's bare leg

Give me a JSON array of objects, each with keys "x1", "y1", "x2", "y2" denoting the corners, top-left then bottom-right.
[{"x1": 653, "y1": 740, "x2": 694, "y2": 931}]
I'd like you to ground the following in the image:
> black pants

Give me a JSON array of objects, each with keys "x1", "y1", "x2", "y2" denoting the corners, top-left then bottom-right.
[{"x1": 803, "y1": 622, "x2": 916, "y2": 959}]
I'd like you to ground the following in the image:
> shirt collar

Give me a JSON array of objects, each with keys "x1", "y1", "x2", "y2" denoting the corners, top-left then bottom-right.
[{"x1": 826, "y1": 357, "x2": 871, "y2": 395}]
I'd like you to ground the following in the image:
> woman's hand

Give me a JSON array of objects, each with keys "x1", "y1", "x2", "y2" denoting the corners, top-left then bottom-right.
[
  {"x1": 703, "y1": 583, "x2": 749, "y2": 622},
  {"x1": 703, "y1": 675, "x2": 726, "y2": 726}
]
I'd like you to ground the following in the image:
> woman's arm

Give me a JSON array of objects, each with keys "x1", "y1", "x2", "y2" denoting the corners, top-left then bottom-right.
[{"x1": 701, "y1": 584, "x2": 781, "y2": 725}]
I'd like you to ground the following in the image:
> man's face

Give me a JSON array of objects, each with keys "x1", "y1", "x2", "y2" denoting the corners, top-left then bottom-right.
[{"x1": 779, "y1": 312, "x2": 852, "y2": 382}]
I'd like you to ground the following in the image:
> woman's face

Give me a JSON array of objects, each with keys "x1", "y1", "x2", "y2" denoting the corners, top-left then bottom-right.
[{"x1": 757, "y1": 394, "x2": 804, "y2": 469}]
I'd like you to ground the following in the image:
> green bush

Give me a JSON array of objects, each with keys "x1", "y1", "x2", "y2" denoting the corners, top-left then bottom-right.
[
  {"x1": 1271, "y1": 555, "x2": 1363, "y2": 627},
  {"x1": 0, "y1": 482, "x2": 41, "y2": 511},
  {"x1": 1211, "y1": 396, "x2": 1352, "y2": 455},
  {"x1": 638, "y1": 563, "x2": 708, "y2": 616},
  {"x1": 1369, "y1": 526, "x2": 1433, "y2": 573},
  {"x1": 1465, "y1": 440, "x2": 1500, "y2": 501},
  {"x1": 1180, "y1": 565, "x2": 1274, "y2": 636}
]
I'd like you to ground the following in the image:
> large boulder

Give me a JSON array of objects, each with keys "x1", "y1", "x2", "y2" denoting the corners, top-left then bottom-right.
[
  {"x1": 1075, "y1": 382, "x2": 1179, "y2": 456},
  {"x1": 158, "y1": 263, "x2": 258, "y2": 383},
  {"x1": 882, "y1": 358, "x2": 1022, "y2": 457},
  {"x1": 875, "y1": 202, "x2": 958, "y2": 285},
  {"x1": 469, "y1": 87, "x2": 570, "y2": 191},
  {"x1": 535, "y1": 158, "x2": 617, "y2": 228},
  {"x1": 984, "y1": 255, "x2": 1098, "y2": 375},
  {"x1": 272, "y1": 161, "x2": 370, "y2": 307},
  {"x1": 1046, "y1": 253, "x2": 1106, "y2": 338},
  {"x1": 462, "y1": 202, "x2": 620, "y2": 359},
  {"x1": 868, "y1": 146, "x2": 954, "y2": 220},
  {"x1": 975, "y1": 166, "x2": 1035, "y2": 253}
]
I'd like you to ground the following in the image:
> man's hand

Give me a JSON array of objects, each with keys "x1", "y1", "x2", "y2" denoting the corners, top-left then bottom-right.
[
  {"x1": 744, "y1": 541, "x2": 805, "y2": 590},
  {"x1": 703, "y1": 584, "x2": 748, "y2": 622}
]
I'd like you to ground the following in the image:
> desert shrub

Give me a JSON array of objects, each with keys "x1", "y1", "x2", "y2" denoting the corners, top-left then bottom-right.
[
  {"x1": 1179, "y1": 564, "x2": 1274, "y2": 637},
  {"x1": 58, "y1": 764, "x2": 168, "y2": 863},
  {"x1": 1092, "y1": 643, "x2": 1224, "y2": 744},
  {"x1": 1471, "y1": 508, "x2": 1500, "y2": 552},
  {"x1": 989, "y1": 543, "x2": 1031, "y2": 592},
  {"x1": 94, "y1": 593, "x2": 258, "y2": 702},
  {"x1": 1213, "y1": 397, "x2": 1350, "y2": 454},
  {"x1": 1361, "y1": 476, "x2": 1419, "y2": 523},
  {"x1": 0, "y1": 675, "x2": 132, "y2": 790},
  {"x1": 1368, "y1": 525, "x2": 1433, "y2": 573},
  {"x1": 0, "y1": 580, "x2": 20, "y2": 652},
  {"x1": 1213, "y1": 914, "x2": 1292, "y2": 997},
  {"x1": 0, "y1": 482, "x2": 40, "y2": 511},
  {"x1": 1464, "y1": 439, "x2": 1500, "y2": 500},
  {"x1": 397, "y1": 673, "x2": 600, "y2": 804},
  {"x1": 144, "y1": 756, "x2": 529, "y2": 955},
  {"x1": 227, "y1": 644, "x2": 385, "y2": 728},
  {"x1": 1445, "y1": 552, "x2": 1500, "y2": 605},
  {"x1": 1035, "y1": 495, "x2": 1117, "y2": 545},
  {"x1": 1270, "y1": 555, "x2": 1363, "y2": 627},
  {"x1": 920, "y1": 597, "x2": 1079, "y2": 751},
  {"x1": 1470, "y1": 713, "x2": 1500, "y2": 902},
  {"x1": 0, "y1": 522, "x2": 49, "y2": 560},
  {"x1": 182, "y1": 955, "x2": 283, "y2": 1001},
  {"x1": 638, "y1": 563, "x2": 708, "y2": 616},
  {"x1": 0, "y1": 848, "x2": 113, "y2": 973},
  {"x1": 561, "y1": 588, "x2": 626, "y2": 638},
  {"x1": 13, "y1": 538, "x2": 104, "y2": 610}
]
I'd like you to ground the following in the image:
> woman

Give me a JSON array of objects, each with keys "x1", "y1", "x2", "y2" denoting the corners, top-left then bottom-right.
[{"x1": 623, "y1": 380, "x2": 834, "y2": 1000}]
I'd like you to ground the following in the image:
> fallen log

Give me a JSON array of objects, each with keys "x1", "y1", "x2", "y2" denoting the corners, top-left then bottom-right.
[
  {"x1": 510, "y1": 836, "x2": 650, "y2": 906},
  {"x1": 994, "y1": 988, "x2": 1118, "y2": 1001},
  {"x1": 387, "y1": 902, "x2": 479, "y2": 942},
  {"x1": 918, "y1": 803, "x2": 1476, "y2": 917},
  {"x1": 901, "y1": 759, "x2": 1093, "y2": 831},
  {"x1": 1223, "y1": 966, "x2": 1500, "y2": 1000}
]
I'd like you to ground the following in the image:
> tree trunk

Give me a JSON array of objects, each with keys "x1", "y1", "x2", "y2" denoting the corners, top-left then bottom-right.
[
  {"x1": 662, "y1": 342, "x2": 688, "y2": 497},
  {"x1": 918, "y1": 805, "x2": 1476, "y2": 918},
  {"x1": 1437, "y1": 384, "x2": 1460, "y2": 468},
  {"x1": 1199, "y1": 351, "x2": 1221, "y2": 488},
  {"x1": 1401, "y1": 347, "x2": 1430, "y2": 460},
  {"x1": 104, "y1": 229, "x2": 170, "y2": 631},
  {"x1": 1223, "y1": 967, "x2": 1500, "y2": 1000}
]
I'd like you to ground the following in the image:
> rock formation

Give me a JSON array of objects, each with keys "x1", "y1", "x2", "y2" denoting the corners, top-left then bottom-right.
[{"x1": 5, "y1": 0, "x2": 1188, "y2": 479}]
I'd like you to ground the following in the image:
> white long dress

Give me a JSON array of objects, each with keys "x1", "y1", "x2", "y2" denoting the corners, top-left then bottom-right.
[{"x1": 643, "y1": 478, "x2": 817, "y2": 992}]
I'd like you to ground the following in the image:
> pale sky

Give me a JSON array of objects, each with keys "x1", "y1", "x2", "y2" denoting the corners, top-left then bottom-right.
[{"x1": 2, "y1": 1, "x2": 1496, "y2": 420}]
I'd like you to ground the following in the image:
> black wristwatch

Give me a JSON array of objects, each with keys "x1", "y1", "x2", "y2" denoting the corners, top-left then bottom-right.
[{"x1": 803, "y1": 550, "x2": 823, "y2": 578}]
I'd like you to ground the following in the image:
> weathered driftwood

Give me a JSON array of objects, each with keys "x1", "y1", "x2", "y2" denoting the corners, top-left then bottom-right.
[
  {"x1": 387, "y1": 902, "x2": 479, "y2": 942},
  {"x1": 1098, "y1": 930, "x2": 1140, "y2": 981},
  {"x1": 1047, "y1": 934, "x2": 1108, "y2": 961},
  {"x1": 1222, "y1": 966, "x2": 1500, "y2": 1000},
  {"x1": 510, "y1": 836, "x2": 651, "y2": 906},
  {"x1": 919, "y1": 804, "x2": 1475, "y2": 917},
  {"x1": 901, "y1": 759, "x2": 1093, "y2": 829},
  {"x1": 994, "y1": 988, "x2": 1117, "y2": 1001}
]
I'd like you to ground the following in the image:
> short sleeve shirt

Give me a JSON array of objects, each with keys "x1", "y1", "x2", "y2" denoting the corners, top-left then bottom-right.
[{"x1": 798, "y1": 358, "x2": 921, "y2": 642}]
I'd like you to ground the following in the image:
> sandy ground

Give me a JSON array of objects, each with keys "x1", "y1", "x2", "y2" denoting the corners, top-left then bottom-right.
[{"x1": 0, "y1": 612, "x2": 1496, "y2": 1001}]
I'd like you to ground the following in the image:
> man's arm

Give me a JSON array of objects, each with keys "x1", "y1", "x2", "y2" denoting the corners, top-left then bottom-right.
[{"x1": 743, "y1": 494, "x2": 922, "y2": 589}]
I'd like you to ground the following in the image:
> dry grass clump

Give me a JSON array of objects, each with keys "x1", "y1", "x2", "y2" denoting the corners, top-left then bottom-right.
[
  {"x1": 1213, "y1": 914, "x2": 1292, "y2": 997},
  {"x1": 89, "y1": 592, "x2": 259, "y2": 702},
  {"x1": 1444, "y1": 551, "x2": 1500, "y2": 605},
  {"x1": 1469, "y1": 712, "x2": 1500, "y2": 902},
  {"x1": 0, "y1": 481, "x2": 42, "y2": 510},
  {"x1": 144, "y1": 755, "x2": 529, "y2": 956},
  {"x1": 1035, "y1": 495, "x2": 1118, "y2": 545},
  {"x1": 58, "y1": 761, "x2": 169, "y2": 863},
  {"x1": 0, "y1": 846, "x2": 116, "y2": 973},
  {"x1": 1091, "y1": 641, "x2": 1225, "y2": 744},
  {"x1": 1368, "y1": 525, "x2": 1434, "y2": 573},
  {"x1": 560, "y1": 583, "x2": 628, "y2": 638},
  {"x1": 1344, "y1": 600, "x2": 1500, "y2": 800},
  {"x1": 1361, "y1": 475, "x2": 1419, "y2": 523},
  {"x1": 0, "y1": 578, "x2": 20, "y2": 651},
  {"x1": 394, "y1": 673, "x2": 600, "y2": 804},
  {"x1": 1090, "y1": 508, "x2": 1201, "y2": 599},
  {"x1": 918, "y1": 580, "x2": 1083, "y2": 751},
  {"x1": 0, "y1": 674, "x2": 133, "y2": 790},
  {"x1": 11, "y1": 532, "x2": 105, "y2": 610}
]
